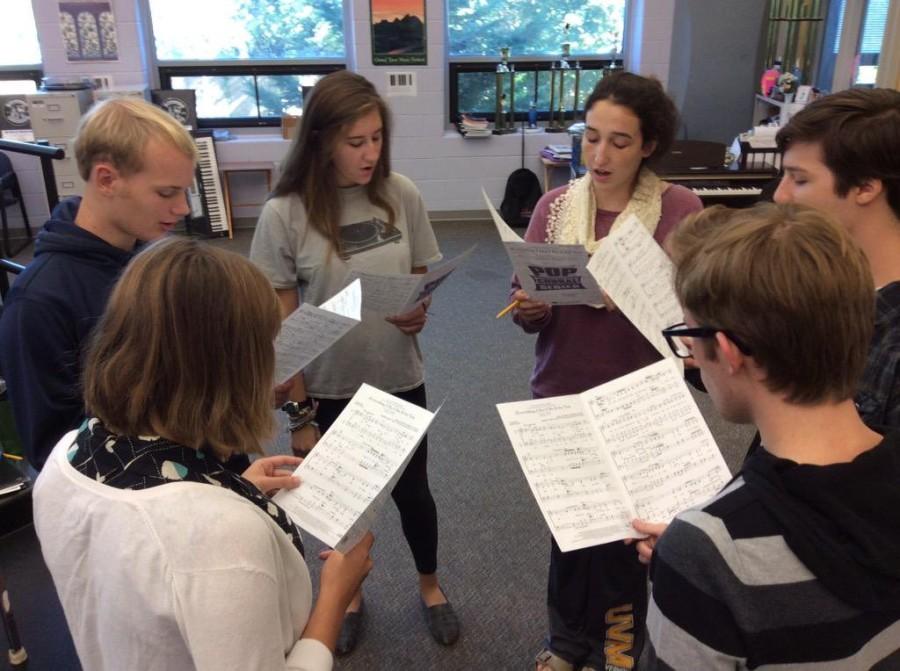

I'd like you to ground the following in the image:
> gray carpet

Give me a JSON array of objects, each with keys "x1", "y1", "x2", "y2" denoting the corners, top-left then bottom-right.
[{"x1": 1, "y1": 222, "x2": 755, "y2": 671}]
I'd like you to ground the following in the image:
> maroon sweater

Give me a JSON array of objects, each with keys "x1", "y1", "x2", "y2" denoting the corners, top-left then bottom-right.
[{"x1": 512, "y1": 183, "x2": 702, "y2": 398}]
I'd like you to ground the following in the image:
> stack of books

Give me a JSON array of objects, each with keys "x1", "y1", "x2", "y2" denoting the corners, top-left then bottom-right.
[
  {"x1": 541, "y1": 144, "x2": 572, "y2": 161},
  {"x1": 458, "y1": 114, "x2": 492, "y2": 138}
]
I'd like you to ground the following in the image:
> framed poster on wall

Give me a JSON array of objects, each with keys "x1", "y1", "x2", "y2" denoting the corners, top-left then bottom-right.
[
  {"x1": 370, "y1": 0, "x2": 426, "y2": 66},
  {"x1": 59, "y1": 2, "x2": 119, "y2": 61}
]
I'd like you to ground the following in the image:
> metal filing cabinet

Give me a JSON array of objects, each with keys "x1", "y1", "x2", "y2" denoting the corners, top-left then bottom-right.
[{"x1": 27, "y1": 89, "x2": 94, "y2": 198}]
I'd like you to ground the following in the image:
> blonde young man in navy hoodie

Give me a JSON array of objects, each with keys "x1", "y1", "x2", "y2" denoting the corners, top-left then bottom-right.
[{"x1": 0, "y1": 98, "x2": 195, "y2": 470}]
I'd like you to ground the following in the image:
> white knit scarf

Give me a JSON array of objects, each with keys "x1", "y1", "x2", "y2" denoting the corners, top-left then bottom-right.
[{"x1": 545, "y1": 167, "x2": 666, "y2": 253}]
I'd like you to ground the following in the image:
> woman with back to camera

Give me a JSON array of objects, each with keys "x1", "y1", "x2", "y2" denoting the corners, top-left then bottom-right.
[
  {"x1": 33, "y1": 238, "x2": 374, "y2": 671},
  {"x1": 250, "y1": 70, "x2": 459, "y2": 655},
  {"x1": 510, "y1": 71, "x2": 703, "y2": 671}
]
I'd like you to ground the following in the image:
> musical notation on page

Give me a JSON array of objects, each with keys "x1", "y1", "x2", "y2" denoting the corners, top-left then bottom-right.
[
  {"x1": 347, "y1": 246, "x2": 474, "y2": 316},
  {"x1": 273, "y1": 384, "x2": 436, "y2": 552},
  {"x1": 273, "y1": 280, "x2": 361, "y2": 385},
  {"x1": 586, "y1": 214, "x2": 684, "y2": 366},
  {"x1": 497, "y1": 359, "x2": 731, "y2": 551}
]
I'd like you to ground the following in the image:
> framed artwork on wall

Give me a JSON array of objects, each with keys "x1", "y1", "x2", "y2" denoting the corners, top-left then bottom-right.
[
  {"x1": 59, "y1": 2, "x2": 119, "y2": 62},
  {"x1": 370, "y1": 0, "x2": 427, "y2": 66}
]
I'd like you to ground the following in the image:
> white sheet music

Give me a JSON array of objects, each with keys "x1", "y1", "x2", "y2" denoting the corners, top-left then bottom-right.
[
  {"x1": 319, "y1": 278, "x2": 362, "y2": 317},
  {"x1": 399, "y1": 246, "x2": 475, "y2": 313},
  {"x1": 350, "y1": 271, "x2": 420, "y2": 315},
  {"x1": 483, "y1": 188, "x2": 604, "y2": 306},
  {"x1": 273, "y1": 383, "x2": 435, "y2": 552},
  {"x1": 587, "y1": 214, "x2": 683, "y2": 360},
  {"x1": 348, "y1": 247, "x2": 474, "y2": 315},
  {"x1": 497, "y1": 359, "x2": 730, "y2": 551},
  {"x1": 273, "y1": 280, "x2": 361, "y2": 384},
  {"x1": 497, "y1": 394, "x2": 635, "y2": 551},
  {"x1": 582, "y1": 360, "x2": 731, "y2": 526}
]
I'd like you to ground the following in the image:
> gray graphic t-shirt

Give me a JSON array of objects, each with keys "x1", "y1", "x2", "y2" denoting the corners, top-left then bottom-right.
[{"x1": 250, "y1": 173, "x2": 442, "y2": 398}]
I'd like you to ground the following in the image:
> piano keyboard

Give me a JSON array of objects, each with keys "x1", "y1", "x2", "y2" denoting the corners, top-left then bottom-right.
[
  {"x1": 661, "y1": 170, "x2": 778, "y2": 208},
  {"x1": 193, "y1": 136, "x2": 231, "y2": 238},
  {"x1": 689, "y1": 183, "x2": 763, "y2": 198}
]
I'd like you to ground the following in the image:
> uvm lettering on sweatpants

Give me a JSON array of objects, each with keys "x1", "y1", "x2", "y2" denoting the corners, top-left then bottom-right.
[{"x1": 528, "y1": 266, "x2": 586, "y2": 292}]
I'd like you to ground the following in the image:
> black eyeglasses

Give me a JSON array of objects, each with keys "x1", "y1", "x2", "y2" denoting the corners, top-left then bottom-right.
[{"x1": 661, "y1": 322, "x2": 754, "y2": 359}]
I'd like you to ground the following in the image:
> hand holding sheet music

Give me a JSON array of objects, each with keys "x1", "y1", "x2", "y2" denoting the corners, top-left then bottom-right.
[
  {"x1": 497, "y1": 359, "x2": 731, "y2": 551},
  {"x1": 273, "y1": 279, "x2": 362, "y2": 385},
  {"x1": 273, "y1": 384, "x2": 436, "y2": 552},
  {"x1": 483, "y1": 189, "x2": 604, "y2": 306}
]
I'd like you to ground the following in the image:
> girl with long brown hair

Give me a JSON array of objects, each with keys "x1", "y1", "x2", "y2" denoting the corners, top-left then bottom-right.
[{"x1": 250, "y1": 70, "x2": 459, "y2": 655}]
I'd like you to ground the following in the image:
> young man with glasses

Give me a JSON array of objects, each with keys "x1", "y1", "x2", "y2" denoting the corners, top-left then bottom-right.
[{"x1": 643, "y1": 203, "x2": 900, "y2": 669}]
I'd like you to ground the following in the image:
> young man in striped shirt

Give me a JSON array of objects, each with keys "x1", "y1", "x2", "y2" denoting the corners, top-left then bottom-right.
[{"x1": 645, "y1": 203, "x2": 900, "y2": 669}]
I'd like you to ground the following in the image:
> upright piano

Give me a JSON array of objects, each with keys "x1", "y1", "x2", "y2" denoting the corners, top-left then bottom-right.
[
  {"x1": 658, "y1": 166, "x2": 779, "y2": 208},
  {"x1": 655, "y1": 140, "x2": 780, "y2": 208}
]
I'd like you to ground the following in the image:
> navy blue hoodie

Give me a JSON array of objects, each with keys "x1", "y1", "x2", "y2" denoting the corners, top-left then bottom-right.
[{"x1": 0, "y1": 198, "x2": 134, "y2": 469}]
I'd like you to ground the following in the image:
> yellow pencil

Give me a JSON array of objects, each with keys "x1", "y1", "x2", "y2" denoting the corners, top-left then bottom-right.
[
  {"x1": 495, "y1": 300, "x2": 519, "y2": 319},
  {"x1": 2, "y1": 452, "x2": 23, "y2": 461}
]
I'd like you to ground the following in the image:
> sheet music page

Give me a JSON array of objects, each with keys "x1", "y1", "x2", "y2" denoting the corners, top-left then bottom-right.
[
  {"x1": 484, "y1": 186, "x2": 603, "y2": 306},
  {"x1": 273, "y1": 300, "x2": 360, "y2": 385},
  {"x1": 582, "y1": 359, "x2": 731, "y2": 528},
  {"x1": 347, "y1": 271, "x2": 421, "y2": 315},
  {"x1": 505, "y1": 242, "x2": 605, "y2": 306},
  {"x1": 482, "y1": 188, "x2": 525, "y2": 242},
  {"x1": 397, "y1": 246, "x2": 475, "y2": 313},
  {"x1": 273, "y1": 384, "x2": 435, "y2": 552},
  {"x1": 349, "y1": 248, "x2": 472, "y2": 315},
  {"x1": 319, "y1": 278, "x2": 362, "y2": 319},
  {"x1": 496, "y1": 396, "x2": 635, "y2": 552},
  {"x1": 586, "y1": 214, "x2": 683, "y2": 361}
]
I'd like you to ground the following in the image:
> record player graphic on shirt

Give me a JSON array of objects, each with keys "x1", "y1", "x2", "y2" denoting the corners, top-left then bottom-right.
[{"x1": 340, "y1": 217, "x2": 401, "y2": 256}]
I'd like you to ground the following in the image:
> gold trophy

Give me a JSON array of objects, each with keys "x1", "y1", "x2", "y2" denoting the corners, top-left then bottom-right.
[
  {"x1": 547, "y1": 42, "x2": 573, "y2": 133},
  {"x1": 493, "y1": 47, "x2": 516, "y2": 134}
]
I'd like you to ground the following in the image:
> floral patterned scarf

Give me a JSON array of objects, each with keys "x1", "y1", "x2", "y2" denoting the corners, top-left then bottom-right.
[
  {"x1": 545, "y1": 167, "x2": 665, "y2": 253},
  {"x1": 68, "y1": 417, "x2": 305, "y2": 557}
]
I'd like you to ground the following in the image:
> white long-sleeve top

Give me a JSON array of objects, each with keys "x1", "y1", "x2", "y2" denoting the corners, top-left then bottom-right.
[{"x1": 34, "y1": 431, "x2": 332, "y2": 671}]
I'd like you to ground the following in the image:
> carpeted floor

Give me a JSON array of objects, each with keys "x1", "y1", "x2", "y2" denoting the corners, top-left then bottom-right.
[{"x1": 0, "y1": 222, "x2": 755, "y2": 670}]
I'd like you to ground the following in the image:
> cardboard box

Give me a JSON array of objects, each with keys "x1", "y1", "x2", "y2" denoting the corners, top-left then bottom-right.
[{"x1": 281, "y1": 114, "x2": 301, "y2": 140}]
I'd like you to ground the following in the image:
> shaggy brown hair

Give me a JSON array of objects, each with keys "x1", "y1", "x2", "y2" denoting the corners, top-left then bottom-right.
[
  {"x1": 673, "y1": 203, "x2": 874, "y2": 404},
  {"x1": 83, "y1": 238, "x2": 281, "y2": 458},
  {"x1": 776, "y1": 88, "x2": 900, "y2": 219}
]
